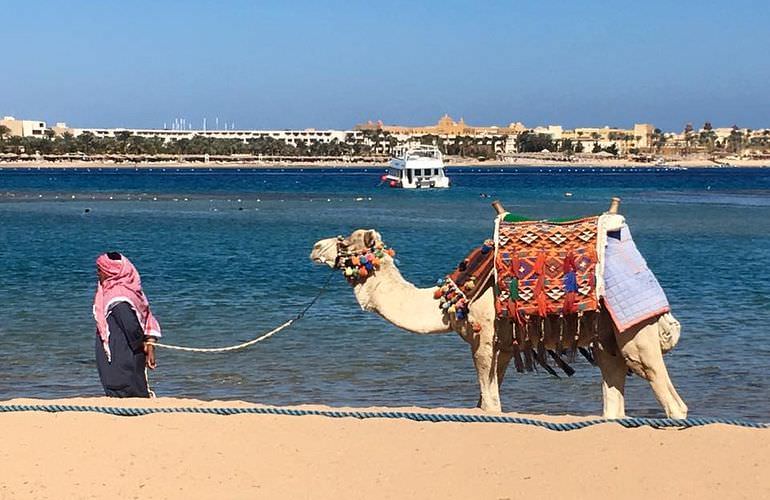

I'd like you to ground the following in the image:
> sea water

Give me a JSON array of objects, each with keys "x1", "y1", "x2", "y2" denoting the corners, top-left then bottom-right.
[{"x1": 1, "y1": 166, "x2": 768, "y2": 419}]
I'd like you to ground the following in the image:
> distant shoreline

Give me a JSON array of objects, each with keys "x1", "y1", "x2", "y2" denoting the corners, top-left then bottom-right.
[{"x1": 1, "y1": 157, "x2": 768, "y2": 169}]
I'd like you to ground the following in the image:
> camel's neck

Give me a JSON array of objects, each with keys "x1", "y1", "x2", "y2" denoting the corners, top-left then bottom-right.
[{"x1": 351, "y1": 259, "x2": 451, "y2": 334}]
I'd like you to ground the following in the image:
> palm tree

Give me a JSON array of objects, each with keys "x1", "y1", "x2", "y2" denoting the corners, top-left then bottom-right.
[
  {"x1": 0, "y1": 125, "x2": 10, "y2": 141},
  {"x1": 682, "y1": 123, "x2": 695, "y2": 156},
  {"x1": 727, "y1": 126, "x2": 744, "y2": 155},
  {"x1": 652, "y1": 128, "x2": 667, "y2": 154},
  {"x1": 76, "y1": 132, "x2": 96, "y2": 155}
]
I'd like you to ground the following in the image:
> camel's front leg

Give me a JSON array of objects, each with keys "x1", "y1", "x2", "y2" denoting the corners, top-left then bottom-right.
[
  {"x1": 618, "y1": 318, "x2": 688, "y2": 419},
  {"x1": 470, "y1": 326, "x2": 501, "y2": 413},
  {"x1": 594, "y1": 346, "x2": 627, "y2": 419},
  {"x1": 494, "y1": 319, "x2": 514, "y2": 391}
]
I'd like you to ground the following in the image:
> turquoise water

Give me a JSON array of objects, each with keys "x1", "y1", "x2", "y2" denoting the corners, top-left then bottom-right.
[{"x1": 1, "y1": 166, "x2": 769, "y2": 419}]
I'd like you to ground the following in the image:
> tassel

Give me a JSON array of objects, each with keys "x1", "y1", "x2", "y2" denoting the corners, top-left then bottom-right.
[
  {"x1": 507, "y1": 300, "x2": 524, "y2": 325},
  {"x1": 533, "y1": 251, "x2": 549, "y2": 317},
  {"x1": 512, "y1": 345, "x2": 524, "y2": 373},
  {"x1": 568, "y1": 314, "x2": 580, "y2": 362},
  {"x1": 548, "y1": 350, "x2": 576, "y2": 376},
  {"x1": 556, "y1": 316, "x2": 565, "y2": 355},
  {"x1": 536, "y1": 343, "x2": 559, "y2": 378},
  {"x1": 536, "y1": 291, "x2": 549, "y2": 317},
  {"x1": 579, "y1": 346, "x2": 596, "y2": 366},
  {"x1": 523, "y1": 348, "x2": 534, "y2": 372},
  {"x1": 495, "y1": 297, "x2": 506, "y2": 318}
]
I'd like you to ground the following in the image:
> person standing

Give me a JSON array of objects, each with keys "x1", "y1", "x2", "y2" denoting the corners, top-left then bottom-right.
[{"x1": 93, "y1": 252, "x2": 161, "y2": 397}]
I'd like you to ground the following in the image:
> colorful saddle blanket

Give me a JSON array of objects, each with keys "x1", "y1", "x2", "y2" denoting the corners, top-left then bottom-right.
[{"x1": 494, "y1": 215, "x2": 600, "y2": 322}]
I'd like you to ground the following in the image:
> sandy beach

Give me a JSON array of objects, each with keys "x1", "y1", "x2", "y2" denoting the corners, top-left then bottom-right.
[{"x1": 0, "y1": 397, "x2": 766, "y2": 499}]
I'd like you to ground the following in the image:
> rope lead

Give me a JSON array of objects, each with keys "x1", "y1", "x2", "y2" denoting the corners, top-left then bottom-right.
[{"x1": 152, "y1": 270, "x2": 335, "y2": 353}]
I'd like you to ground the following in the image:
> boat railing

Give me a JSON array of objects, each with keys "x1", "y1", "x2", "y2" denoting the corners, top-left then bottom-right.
[{"x1": 392, "y1": 145, "x2": 442, "y2": 161}]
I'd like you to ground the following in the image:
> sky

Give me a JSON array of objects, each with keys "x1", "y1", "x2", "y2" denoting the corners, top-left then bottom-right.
[{"x1": 2, "y1": 0, "x2": 769, "y2": 131}]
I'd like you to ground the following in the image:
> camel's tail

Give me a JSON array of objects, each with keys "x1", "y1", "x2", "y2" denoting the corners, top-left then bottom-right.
[{"x1": 657, "y1": 312, "x2": 681, "y2": 353}]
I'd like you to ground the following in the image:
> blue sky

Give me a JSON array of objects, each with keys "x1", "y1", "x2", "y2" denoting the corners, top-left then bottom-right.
[{"x1": 2, "y1": 0, "x2": 768, "y2": 131}]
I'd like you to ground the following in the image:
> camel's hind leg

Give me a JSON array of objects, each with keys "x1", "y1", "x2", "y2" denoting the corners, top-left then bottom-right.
[
  {"x1": 595, "y1": 346, "x2": 627, "y2": 419},
  {"x1": 617, "y1": 318, "x2": 688, "y2": 419}
]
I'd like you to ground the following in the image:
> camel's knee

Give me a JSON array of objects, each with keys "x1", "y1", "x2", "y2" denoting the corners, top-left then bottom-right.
[
  {"x1": 619, "y1": 321, "x2": 666, "y2": 379},
  {"x1": 657, "y1": 312, "x2": 681, "y2": 353}
]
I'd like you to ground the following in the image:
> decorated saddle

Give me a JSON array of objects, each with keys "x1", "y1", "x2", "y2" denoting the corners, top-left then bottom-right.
[
  {"x1": 434, "y1": 211, "x2": 671, "y2": 377},
  {"x1": 494, "y1": 214, "x2": 599, "y2": 321}
]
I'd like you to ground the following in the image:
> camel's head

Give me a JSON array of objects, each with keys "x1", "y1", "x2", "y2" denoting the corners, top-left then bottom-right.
[{"x1": 310, "y1": 229, "x2": 384, "y2": 268}]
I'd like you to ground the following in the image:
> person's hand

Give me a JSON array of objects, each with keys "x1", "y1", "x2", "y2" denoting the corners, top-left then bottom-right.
[{"x1": 144, "y1": 341, "x2": 157, "y2": 369}]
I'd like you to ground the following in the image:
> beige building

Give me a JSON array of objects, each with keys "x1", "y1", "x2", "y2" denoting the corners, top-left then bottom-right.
[
  {"x1": 0, "y1": 116, "x2": 48, "y2": 137},
  {"x1": 357, "y1": 114, "x2": 526, "y2": 137},
  {"x1": 559, "y1": 123, "x2": 654, "y2": 153}
]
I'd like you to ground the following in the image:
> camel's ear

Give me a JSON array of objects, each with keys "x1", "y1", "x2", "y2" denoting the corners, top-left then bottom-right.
[{"x1": 364, "y1": 229, "x2": 381, "y2": 248}]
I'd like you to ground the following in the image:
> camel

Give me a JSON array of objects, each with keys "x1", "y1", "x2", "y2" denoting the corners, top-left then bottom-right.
[{"x1": 309, "y1": 204, "x2": 688, "y2": 419}]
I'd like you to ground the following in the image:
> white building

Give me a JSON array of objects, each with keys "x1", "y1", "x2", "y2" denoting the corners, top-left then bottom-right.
[
  {"x1": 66, "y1": 126, "x2": 363, "y2": 146},
  {"x1": 0, "y1": 116, "x2": 48, "y2": 137}
]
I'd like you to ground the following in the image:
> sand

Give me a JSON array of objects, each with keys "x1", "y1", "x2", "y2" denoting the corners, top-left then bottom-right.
[{"x1": 0, "y1": 398, "x2": 767, "y2": 499}]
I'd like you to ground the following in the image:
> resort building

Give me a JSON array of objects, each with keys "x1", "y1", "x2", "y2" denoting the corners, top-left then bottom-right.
[
  {"x1": 62, "y1": 126, "x2": 363, "y2": 146},
  {"x1": 559, "y1": 123, "x2": 654, "y2": 153},
  {"x1": 357, "y1": 114, "x2": 527, "y2": 138},
  {"x1": 0, "y1": 116, "x2": 48, "y2": 137},
  {"x1": 356, "y1": 115, "x2": 521, "y2": 156}
]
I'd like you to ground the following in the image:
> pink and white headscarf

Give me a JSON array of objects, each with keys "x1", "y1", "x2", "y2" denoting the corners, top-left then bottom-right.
[{"x1": 93, "y1": 253, "x2": 161, "y2": 361}]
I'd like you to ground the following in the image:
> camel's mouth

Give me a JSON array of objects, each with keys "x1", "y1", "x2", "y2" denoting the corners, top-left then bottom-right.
[
  {"x1": 310, "y1": 253, "x2": 329, "y2": 265},
  {"x1": 309, "y1": 238, "x2": 339, "y2": 268}
]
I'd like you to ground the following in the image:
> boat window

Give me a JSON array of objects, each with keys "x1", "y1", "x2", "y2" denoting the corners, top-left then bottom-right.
[{"x1": 406, "y1": 169, "x2": 413, "y2": 183}]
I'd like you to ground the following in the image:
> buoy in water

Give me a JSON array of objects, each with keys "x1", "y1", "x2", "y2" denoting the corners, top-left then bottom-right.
[{"x1": 389, "y1": 180, "x2": 397, "y2": 187}]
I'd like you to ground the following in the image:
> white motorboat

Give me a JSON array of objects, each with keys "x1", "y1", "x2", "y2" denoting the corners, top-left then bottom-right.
[{"x1": 382, "y1": 145, "x2": 450, "y2": 189}]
